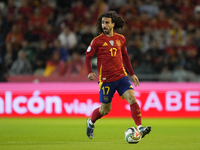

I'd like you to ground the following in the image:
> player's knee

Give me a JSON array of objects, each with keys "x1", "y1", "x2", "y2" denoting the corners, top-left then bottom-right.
[
  {"x1": 127, "y1": 96, "x2": 137, "y2": 105},
  {"x1": 124, "y1": 90, "x2": 137, "y2": 105},
  {"x1": 100, "y1": 107, "x2": 111, "y2": 116}
]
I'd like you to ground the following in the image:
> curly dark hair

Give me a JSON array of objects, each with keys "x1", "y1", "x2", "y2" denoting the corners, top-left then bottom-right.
[{"x1": 96, "y1": 11, "x2": 125, "y2": 34}]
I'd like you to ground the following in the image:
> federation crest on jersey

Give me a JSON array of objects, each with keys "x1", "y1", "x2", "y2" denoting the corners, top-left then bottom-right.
[
  {"x1": 109, "y1": 40, "x2": 114, "y2": 46},
  {"x1": 116, "y1": 39, "x2": 121, "y2": 47}
]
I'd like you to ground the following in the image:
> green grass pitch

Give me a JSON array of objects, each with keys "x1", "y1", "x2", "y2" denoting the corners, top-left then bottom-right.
[{"x1": 0, "y1": 118, "x2": 199, "y2": 150}]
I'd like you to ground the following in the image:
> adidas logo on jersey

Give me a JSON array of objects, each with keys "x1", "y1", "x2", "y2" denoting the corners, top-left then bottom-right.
[{"x1": 102, "y1": 42, "x2": 108, "y2": 46}]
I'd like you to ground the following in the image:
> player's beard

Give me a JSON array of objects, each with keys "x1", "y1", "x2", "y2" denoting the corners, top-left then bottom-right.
[{"x1": 103, "y1": 27, "x2": 111, "y2": 35}]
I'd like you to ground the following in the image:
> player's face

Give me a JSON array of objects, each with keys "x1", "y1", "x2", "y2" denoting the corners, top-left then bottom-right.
[{"x1": 101, "y1": 17, "x2": 115, "y2": 36}]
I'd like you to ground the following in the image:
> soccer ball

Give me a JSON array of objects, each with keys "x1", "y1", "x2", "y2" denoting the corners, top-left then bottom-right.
[{"x1": 124, "y1": 127, "x2": 142, "y2": 144}]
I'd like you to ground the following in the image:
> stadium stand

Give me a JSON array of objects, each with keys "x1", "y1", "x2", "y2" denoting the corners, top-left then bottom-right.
[{"x1": 0, "y1": 0, "x2": 200, "y2": 82}]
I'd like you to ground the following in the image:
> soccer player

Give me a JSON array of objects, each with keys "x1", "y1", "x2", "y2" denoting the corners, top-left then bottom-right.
[{"x1": 85, "y1": 11, "x2": 151, "y2": 139}]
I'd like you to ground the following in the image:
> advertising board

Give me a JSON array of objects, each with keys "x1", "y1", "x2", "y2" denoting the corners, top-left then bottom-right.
[{"x1": 0, "y1": 82, "x2": 199, "y2": 118}]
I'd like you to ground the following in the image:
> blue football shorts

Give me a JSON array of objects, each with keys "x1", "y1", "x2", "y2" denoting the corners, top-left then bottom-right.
[{"x1": 99, "y1": 76, "x2": 134, "y2": 103}]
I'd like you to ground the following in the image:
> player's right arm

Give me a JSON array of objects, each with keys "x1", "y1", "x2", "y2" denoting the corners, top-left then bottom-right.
[
  {"x1": 85, "y1": 55, "x2": 96, "y2": 80},
  {"x1": 87, "y1": 72, "x2": 96, "y2": 80},
  {"x1": 85, "y1": 39, "x2": 97, "y2": 80}
]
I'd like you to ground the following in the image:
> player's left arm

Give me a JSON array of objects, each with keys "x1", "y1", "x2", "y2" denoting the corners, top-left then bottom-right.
[{"x1": 121, "y1": 42, "x2": 139, "y2": 87}]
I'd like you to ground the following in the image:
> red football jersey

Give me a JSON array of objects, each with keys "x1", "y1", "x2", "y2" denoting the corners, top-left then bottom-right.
[{"x1": 85, "y1": 33, "x2": 134, "y2": 83}]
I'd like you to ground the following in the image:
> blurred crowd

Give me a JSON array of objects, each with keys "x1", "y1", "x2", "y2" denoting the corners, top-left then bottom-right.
[{"x1": 0, "y1": 0, "x2": 200, "y2": 82}]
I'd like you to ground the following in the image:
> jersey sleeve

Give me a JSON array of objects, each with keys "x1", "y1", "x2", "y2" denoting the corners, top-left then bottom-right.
[
  {"x1": 85, "y1": 39, "x2": 98, "y2": 74},
  {"x1": 121, "y1": 40, "x2": 135, "y2": 76},
  {"x1": 85, "y1": 39, "x2": 97, "y2": 57}
]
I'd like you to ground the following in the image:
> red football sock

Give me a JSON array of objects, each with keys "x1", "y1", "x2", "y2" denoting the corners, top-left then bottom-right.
[
  {"x1": 91, "y1": 107, "x2": 103, "y2": 123},
  {"x1": 130, "y1": 103, "x2": 142, "y2": 126}
]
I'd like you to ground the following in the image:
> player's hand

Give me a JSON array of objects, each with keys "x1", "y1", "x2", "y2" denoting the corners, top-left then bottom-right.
[
  {"x1": 88, "y1": 73, "x2": 96, "y2": 81},
  {"x1": 131, "y1": 75, "x2": 139, "y2": 87}
]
